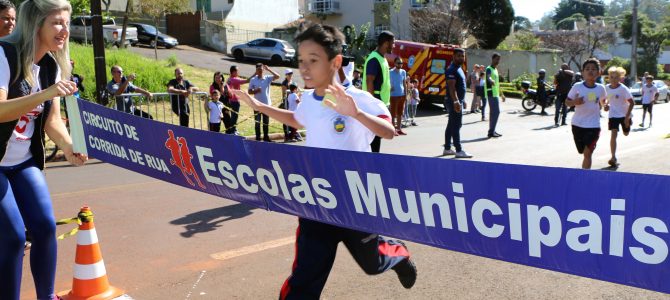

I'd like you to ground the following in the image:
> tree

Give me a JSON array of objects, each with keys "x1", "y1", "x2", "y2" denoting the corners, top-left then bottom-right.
[
  {"x1": 536, "y1": 12, "x2": 555, "y2": 30},
  {"x1": 70, "y1": 0, "x2": 91, "y2": 16},
  {"x1": 137, "y1": 0, "x2": 191, "y2": 59},
  {"x1": 410, "y1": 1, "x2": 469, "y2": 45},
  {"x1": 342, "y1": 23, "x2": 372, "y2": 67},
  {"x1": 585, "y1": 17, "x2": 618, "y2": 57},
  {"x1": 514, "y1": 16, "x2": 532, "y2": 32},
  {"x1": 621, "y1": 12, "x2": 669, "y2": 76},
  {"x1": 542, "y1": 31, "x2": 588, "y2": 70},
  {"x1": 553, "y1": 0, "x2": 605, "y2": 30},
  {"x1": 607, "y1": 0, "x2": 670, "y2": 23},
  {"x1": 515, "y1": 31, "x2": 540, "y2": 50},
  {"x1": 459, "y1": 0, "x2": 515, "y2": 49}
]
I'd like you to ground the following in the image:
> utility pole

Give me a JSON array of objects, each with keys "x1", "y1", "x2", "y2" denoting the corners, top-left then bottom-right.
[
  {"x1": 630, "y1": 0, "x2": 639, "y2": 82},
  {"x1": 91, "y1": 0, "x2": 108, "y2": 105}
]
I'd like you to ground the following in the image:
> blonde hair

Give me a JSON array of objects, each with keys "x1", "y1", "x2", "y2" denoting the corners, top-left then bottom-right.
[
  {"x1": 607, "y1": 66, "x2": 626, "y2": 77},
  {"x1": 1, "y1": 0, "x2": 72, "y2": 87}
]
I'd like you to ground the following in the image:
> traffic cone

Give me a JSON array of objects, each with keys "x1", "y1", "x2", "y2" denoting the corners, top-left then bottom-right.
[{"x1": 59, "y1": 206, "x2": 124, "y2": 300}]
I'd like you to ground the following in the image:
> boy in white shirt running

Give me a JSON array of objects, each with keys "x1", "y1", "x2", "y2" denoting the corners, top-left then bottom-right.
[
  {"x1": 603, "y1": 67, "x2": 633, "y2": 167},
  {"x1": 566, "y1": 58, "x2": 607, "y2": 169},
  {"x1": 232, "y1": 24, "x2": 416, "y2": 300},
  {"x1": 639, "y1": 75, "x2": 658, "y2": 128}
]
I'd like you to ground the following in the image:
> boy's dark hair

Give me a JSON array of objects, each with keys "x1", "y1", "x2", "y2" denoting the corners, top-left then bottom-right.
[
  {"x1": 377, "y1": 30, "x2": 395, "y2": 47},
  {"x1": 645, "y1": 75, "x2": 654, "y2": 80},
  {"x1": 295, "y1": 23, "x2": 345, "y2": 60},
  {"x1": 0, "y1": 0, "x2": 14, "y2": 11},
  {"x1": 410, "y1": 79, "x2": 418, "y2": 84},
  {"x1": 582, "y1": 58, "x2": 600, "y2": 71},
  {"x1": 230, "y1": 65, "x2": 238, "y2": 73},
  {"x1": 492, "y1": 53, "x2": 501, "y2": 59},
  {"x1": 454, "y1": 48, "x2": 465, "y2": 55},
  {"x1": 289, "y1": 83, "x2": 298, "y2": 91}
]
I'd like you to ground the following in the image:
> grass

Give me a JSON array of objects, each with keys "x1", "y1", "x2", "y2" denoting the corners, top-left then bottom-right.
[{"x1": 69, "y1": 43, "x2": 287, "y2": 136}]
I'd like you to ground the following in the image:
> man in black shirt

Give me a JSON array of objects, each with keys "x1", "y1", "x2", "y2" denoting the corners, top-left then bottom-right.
[
  {"x1": 167, "y1": 68, "x2": 198, "y2": 127},
  {"x1": 443, "y1": 48, "x2": 472, "y2": 158},
  {"x1": 553, "y1": 63, "x2": 574, "y2": 126}
]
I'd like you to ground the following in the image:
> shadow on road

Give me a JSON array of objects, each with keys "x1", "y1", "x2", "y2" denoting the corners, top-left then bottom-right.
[
  {"x1": 170, "y1": 203, "x2": 256, "y2": 238},
  {"x1": 601, "y1": 165, "x2": 619, "y2": 171},
  {"x1": 533, "y1": 124, "x2": 559, "y2": 131},
  {"x1": 461, "y1": 137, "x2": 490, "y2": 144}
]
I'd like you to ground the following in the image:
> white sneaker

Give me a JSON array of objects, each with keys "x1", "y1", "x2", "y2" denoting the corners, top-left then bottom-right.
[
  {"x1": 443, "y1": 149, "x2": 456, "y2": 156},
  {"x1": 455, "y1": 151, "x2": 473, "y2": 158}
]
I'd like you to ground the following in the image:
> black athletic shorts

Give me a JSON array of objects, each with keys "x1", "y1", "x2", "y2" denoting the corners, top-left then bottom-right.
[
  {"x1": 608, "y1": 117, "x2": 630, "y2": 134},
  {"x1": 642, "y1": 103, "x2": 653, "y2": 113},
  {"x1": 572, "y1": 125, "x2": 600, "y2": 154}
]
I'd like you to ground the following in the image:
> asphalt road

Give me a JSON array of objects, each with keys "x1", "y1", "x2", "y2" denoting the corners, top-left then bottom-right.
[
  {"x1": 20, "y1": 98, "x2": 670, "y2": 299},
  {"x1": 129, "y1": 45, "x2": 303, "y2": 86}
]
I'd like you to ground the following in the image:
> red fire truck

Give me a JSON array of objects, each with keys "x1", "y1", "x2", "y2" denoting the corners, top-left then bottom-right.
[{"x1": 387, "y1": 40, "x2": 465, "y2": 104}]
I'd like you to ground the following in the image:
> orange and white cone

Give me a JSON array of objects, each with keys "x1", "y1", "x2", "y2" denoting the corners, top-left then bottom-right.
[{"x1": 59, "y1": 206, "x2": 124, "y2": 300}]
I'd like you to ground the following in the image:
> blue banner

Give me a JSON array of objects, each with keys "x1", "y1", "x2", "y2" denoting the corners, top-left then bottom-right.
[{"x1": 70, "y1": 99, "x2": 670, "y2": 294}]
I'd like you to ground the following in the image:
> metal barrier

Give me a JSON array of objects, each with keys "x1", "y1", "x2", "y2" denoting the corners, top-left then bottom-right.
[{"x1": 114, "y1": 92, "x2": 210, "y2": 130}]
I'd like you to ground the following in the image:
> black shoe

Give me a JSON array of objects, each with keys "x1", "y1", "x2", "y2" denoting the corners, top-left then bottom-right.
[
  {"x1": 255, "y1": 137, "x2": 261, "y2": 141},
  {"x1": 393, "y1": 257, "x2": 417, "y2": 289},
  {"x1": 488, "y1": 132, "x2": 502, "y2": 138},
  {"x1": 263, "y1": 137, "x2": 273, "y2": 142},
  {"x1": 561, "y1": 122, "x2": 567, "y2": 126}
]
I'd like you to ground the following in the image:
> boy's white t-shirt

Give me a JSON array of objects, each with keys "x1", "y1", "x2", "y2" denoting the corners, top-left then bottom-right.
[
  {"x1": 641, "y1": 84, "x2": 658, "y2": 104},
  {"x1": 567, "y1": 82, "x2": 606, "y2": 128},
  {"x1": 0, "y1": 47, "x2": 60, "y2": 166},
  {"x1": 606, "y1": 84, "x2": 633, "y2": 118},
  {"x1": 287, "y1": 92, "x2": 299, "y2": 111},
  {"x1": 410, "y1": 88, "x2": 420, "y2": 105},
  {"x1": 207, "y1": 101, "x2": 224, "y2": 123},
  {"x1": 293, "y1": 87, "x2": 391, "y2": 152}
]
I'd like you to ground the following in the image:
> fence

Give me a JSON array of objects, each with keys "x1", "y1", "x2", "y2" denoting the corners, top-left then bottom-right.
[
  {"x1": 112, "y1": 92, "x2": 211, "y2": 131},
  {"x1": 201, "y1": 20, "x2": 297, "y2": 55}
]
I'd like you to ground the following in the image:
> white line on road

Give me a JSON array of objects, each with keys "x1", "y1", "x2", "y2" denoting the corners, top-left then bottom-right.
[{"x1": 210, "y1": 237, "x2": 295, "y2": 261}]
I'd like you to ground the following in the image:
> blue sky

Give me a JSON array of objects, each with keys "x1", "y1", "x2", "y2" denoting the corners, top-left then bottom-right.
[{"x1": 510, "y1": 0, "x2": 612, "y2": 22}]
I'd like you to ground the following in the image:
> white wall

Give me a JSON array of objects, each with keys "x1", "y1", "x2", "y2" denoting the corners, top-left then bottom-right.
[{"x1": 226, "y1": 0, "x2": 300, "y2": 32}]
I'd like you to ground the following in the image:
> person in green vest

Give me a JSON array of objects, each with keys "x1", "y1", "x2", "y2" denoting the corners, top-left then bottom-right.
[
  {"x1": 484, "y1": 52, "x2": 506, "y2": 138},
  {"x1": 363, "y1": 30, "x2": 394, "y2": 153}
]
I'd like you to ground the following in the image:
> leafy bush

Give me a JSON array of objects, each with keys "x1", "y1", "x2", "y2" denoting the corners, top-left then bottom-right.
[
  {"x1": 604, "y1": 57, "x2": 631, "y2": 75},
  {"x1": 70, "y1": 43, "x2": 175, "y2": 101},
  {"x1": 167, "y1": 54, "x2": 179, "y2": 67},
  {"x1": 501, "y1": 89, "x2": 523, "y2": 98},
  {"x1": 511, "y1": 72, "x2": 537, "y2": 90}
]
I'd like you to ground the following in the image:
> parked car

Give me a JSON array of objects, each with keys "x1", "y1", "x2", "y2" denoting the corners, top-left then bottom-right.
[
  {"x1": 230, "y1": 38, "x2": 296, "y2": 65},
  {"x1": 630, "y1": 80, "x2": 670, "y2": 104},
  {"x1": 69, "y1": 16, "x2": 138, "y2": 47},
  {"x1": 128, "y1": 23, "x2": 178, "y2": 49}
]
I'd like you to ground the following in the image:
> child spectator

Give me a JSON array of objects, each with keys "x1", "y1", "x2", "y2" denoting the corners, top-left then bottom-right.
[
  {"x1": 407, "y1": 79, "x2": 420, "y2": 126},
  {"x1": 285, "y1": 84, "x2": 301, "y2": 141},
  {"x1": 226, "y1": 65, "x2": 250, "y2": 135},
  {"x1": 604, "y1": 66, "x2": 634, "y2": 167},
  {"x1": 639, "y1": 75, "x2": 658, "y2": 128},
  {"x1": 478, "y1": 72, "x2": 486, "y2": 121},
  {"x1": 566, "y1": 58, "x2": 607, "y2": 169},
  {"x1": 205, "y1": 90, "x2": 224, "y2": 132}
]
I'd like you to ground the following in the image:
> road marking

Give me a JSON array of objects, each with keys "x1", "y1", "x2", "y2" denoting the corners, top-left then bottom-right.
[
  {"x1": 50, "y1": 181, "x2": 161, "y2": 198},
  {"x1": 210, "y1": 236, "x2": 295, "y2": 261}
]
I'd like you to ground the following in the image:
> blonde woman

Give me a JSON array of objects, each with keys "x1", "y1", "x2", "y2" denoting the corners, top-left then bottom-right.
[{"x1": 0, "y1": 0, "x2": 86, "y2": 299}]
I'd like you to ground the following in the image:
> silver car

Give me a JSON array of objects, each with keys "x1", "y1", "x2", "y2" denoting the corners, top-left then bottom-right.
[
  {"x1": 231, "y1": 38, "x2": 296, "y2": 65},
  {"x1": 630, "y1": 80, "x2": 670, "y2": 104}
]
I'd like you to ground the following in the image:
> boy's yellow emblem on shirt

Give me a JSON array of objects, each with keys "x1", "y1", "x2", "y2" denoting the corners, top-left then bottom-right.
[
  {"x1": 333, "y1": 116, "x2": 346, "y2": 134},
  {"x1": 587, "y1": 92, "x2": 597, "y2": 102}
]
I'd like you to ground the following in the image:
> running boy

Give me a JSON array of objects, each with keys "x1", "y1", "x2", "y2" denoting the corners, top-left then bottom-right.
[
  {"x1": 232, "y1": 23, "x2": 416, "y2": 299},
  {"x1": 639, "y1": 75, "x2": 658, "y2": 128},
  {"x1": 566, "y1": 58, "x2": 607, "y2": 169},
  {"x1": 205, "y1": 89, "x2": 224, "y2": 132},
  {"x1": 603, "y1": 67, "x2": 633, "y2": 167}
]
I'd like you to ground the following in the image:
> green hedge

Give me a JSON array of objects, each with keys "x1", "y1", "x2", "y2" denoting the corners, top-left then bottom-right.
[{"x1": 502, "y1": 89, "x2": 523, "y2": 98}]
